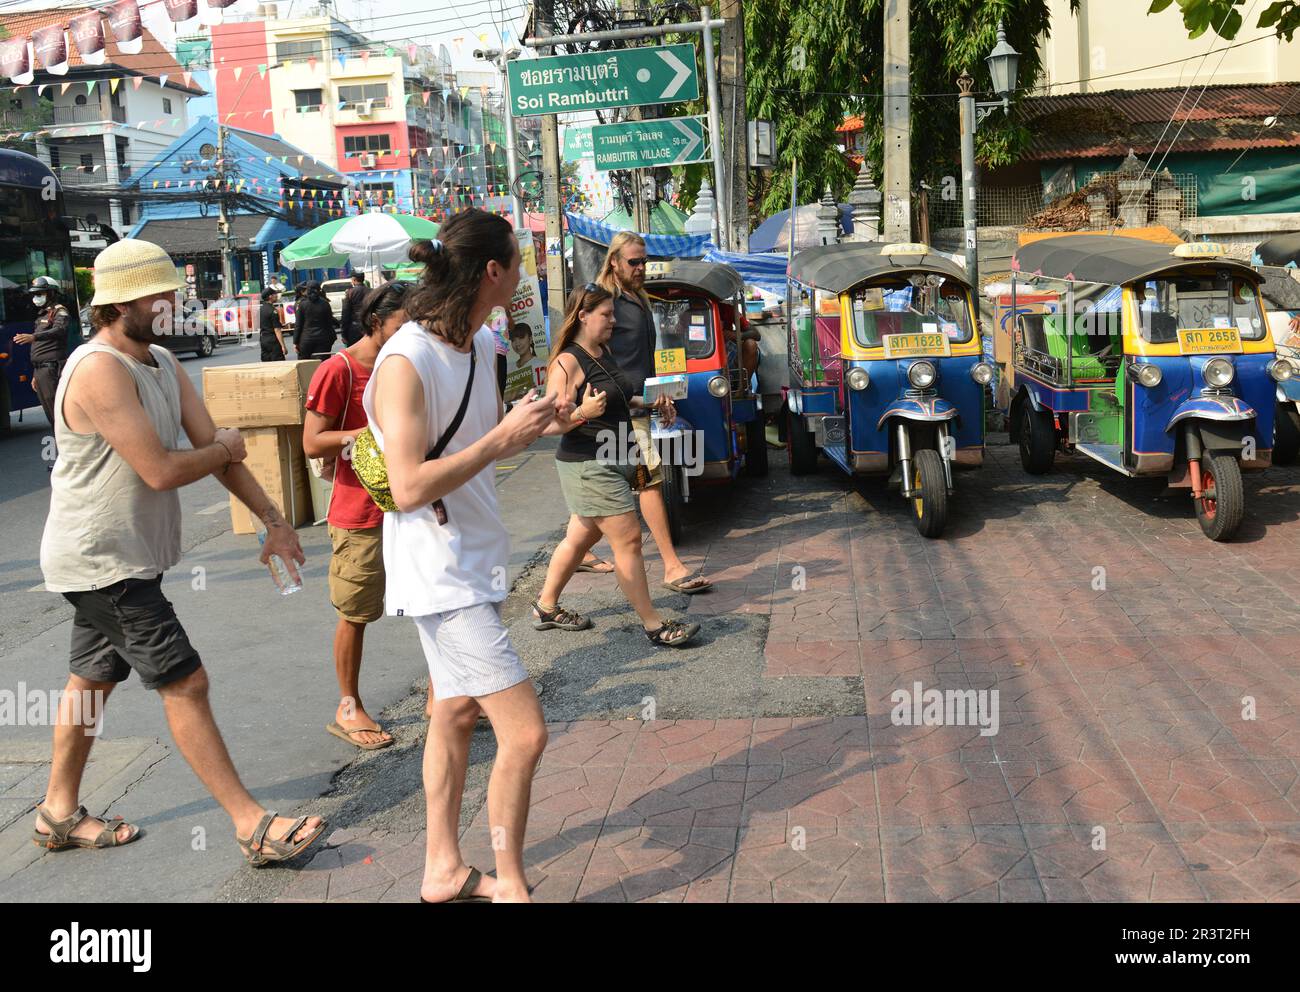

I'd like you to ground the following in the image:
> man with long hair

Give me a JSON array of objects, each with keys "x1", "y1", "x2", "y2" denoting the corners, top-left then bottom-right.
[{"x1": 595, "y1": 232, "x2": 712, "y2": 594}]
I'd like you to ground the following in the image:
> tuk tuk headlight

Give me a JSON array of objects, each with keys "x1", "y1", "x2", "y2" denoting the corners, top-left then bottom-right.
[
  {"x1": 707, "y1": 375, "x2": 729, "y2": 398},
  {"x1": 1131, "y1": 362, "x2": 1163, "y2": 388},
  {"x1": 1203, "y1": 357, "x2": 1235, "y2": 388},
  {"x1": 907, "y1": 360, "x2": 937, "y2": 389},
  {"x1": 847, "y1": 367, "x2": 870, "y2": 391},
  {"x1": 970, "y1": 362, "x2": 994, "y2": 386},
  {"x1": 1268, "y1": 357, "x2": 1295, "y2": 382}
]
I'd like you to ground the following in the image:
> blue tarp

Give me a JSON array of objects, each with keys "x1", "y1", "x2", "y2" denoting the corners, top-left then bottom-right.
[
  {"x1": 565, "y1": 211, "x2": 712, "y2": 258},
  {"x1": 699, "y1": 247, "x2": 790, "y2": 298}
]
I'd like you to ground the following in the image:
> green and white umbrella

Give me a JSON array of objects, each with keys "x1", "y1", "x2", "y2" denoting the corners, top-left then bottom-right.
[{"x1": 279, "y1": 211, "x2": 440, "y2": 270}]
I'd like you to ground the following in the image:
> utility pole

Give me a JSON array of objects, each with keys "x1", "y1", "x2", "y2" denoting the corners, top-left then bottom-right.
[
  {"x1": 720, "y1": 0, "x2": 748, "y2": 253},
  {"x1": 476, "y1": 47, "x2": 526, "y2": 229},
  {"x1": 216, "y1": 123, "x2": 234, "y2": 298},
  {"x1": 957, "y1": 73, "x2": 979, "y2": 292},
  {"x1": 620, "y1": 0, "x2": 651, "y2": 234},
  {"x1": 882, "y1": 0, "x2": 911, "y2": 242},
  {"x1": 536, "y1": 0, "x2": 568, "y2": 327}
]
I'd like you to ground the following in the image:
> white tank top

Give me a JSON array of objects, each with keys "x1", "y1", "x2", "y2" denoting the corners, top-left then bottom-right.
[
  {"x1": 362, "y1": 322, "x2": 508, "y2": 616},
  {"x1": 40, "y1": 341, "x2": 183, "y2": 592}
]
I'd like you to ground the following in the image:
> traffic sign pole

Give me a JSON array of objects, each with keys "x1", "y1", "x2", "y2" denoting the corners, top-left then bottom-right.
[{"x1": 700, "y1": 5, "x2": 727, "y2": 248}]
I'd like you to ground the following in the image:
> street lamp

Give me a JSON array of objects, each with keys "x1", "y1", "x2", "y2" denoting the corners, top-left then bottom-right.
[
  {"x1": 474, "y1": 46, "x2": 525, "y2": 230},
  {"x1": 956, "y1": 20, "x2": 1020, "y2": 292}
]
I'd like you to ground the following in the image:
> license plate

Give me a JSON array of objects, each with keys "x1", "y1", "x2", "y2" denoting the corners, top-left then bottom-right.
[
  {"x1": 1177, "y1": 327, "x2": 1242, "y2": 355},
  {"x1": 882, "y1": 333, "x2": 951, "y2": 358},
  {"x1": 654, "y1": 347, "x2": 687, "y2": 374}
]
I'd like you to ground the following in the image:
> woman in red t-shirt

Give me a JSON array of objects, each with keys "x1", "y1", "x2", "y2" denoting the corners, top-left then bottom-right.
[{"x1": 304, "y1": 282, "x2": 411, "y2": 750}]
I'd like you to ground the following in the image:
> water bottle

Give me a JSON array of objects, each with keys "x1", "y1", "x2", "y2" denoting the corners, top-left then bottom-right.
[{"x1": 256, "y1": 526, "x2": 302, "y2": 596}]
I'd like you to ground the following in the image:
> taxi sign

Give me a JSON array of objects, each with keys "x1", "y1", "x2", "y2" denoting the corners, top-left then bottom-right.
[
  {"x1": 654, "y1": 347, "x2": 687, "y2": 374},
  {"x1": 1173, "y1": 242, "x2": 1226, "y2": 258},
  {"x1": 880, "y1": 242, "x2": 930, "y2": 256},
  {"x1": 1177, "y1": 326, "x2": 1242, "y2": 355},
  {"x1": 882, "y1": 332, "x2": 951, "y2": 359},
  {"x1": 645, "y1": 261, "x2": 673, "y2": 278}
]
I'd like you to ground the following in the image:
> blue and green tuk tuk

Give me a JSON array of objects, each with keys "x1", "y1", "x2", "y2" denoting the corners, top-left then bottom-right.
[
  {"x1": 784, "y1": 242, "x2": 993, "y2": 537},
  {"x1": 1000, "y1": 235, "x2": 1293, "y2": 541}
]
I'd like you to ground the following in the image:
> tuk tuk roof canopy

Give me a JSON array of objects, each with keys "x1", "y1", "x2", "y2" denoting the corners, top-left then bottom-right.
[
  {"x1": 1014, "y1": 235, "x2": 1260, "y2": 285},
  {"x1": 644, "y1": 260, "x2": 746, "y2": 301},
  {"x1": 790, "y1": 243, "x2": 970, "y2": 294}
]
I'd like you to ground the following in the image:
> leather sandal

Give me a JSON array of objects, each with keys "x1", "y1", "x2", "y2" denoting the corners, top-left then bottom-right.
[
  {"x1": 645, "y1": 619, "x2": 701, "y2": 647},
  {"x1": 237, "y1": 810, "x2": 328, "y2": 868},
  {"x1": 31, "y1": 803, "x2": 141, "y2": 851},
  {"x1": 532, "y1": 600, "x2": 592, "y2": 631}
]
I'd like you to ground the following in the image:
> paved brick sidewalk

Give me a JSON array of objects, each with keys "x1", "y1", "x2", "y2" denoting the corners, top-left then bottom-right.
[{"x1": 281, "y1": 443, "x2": 1300, "y2": 902}]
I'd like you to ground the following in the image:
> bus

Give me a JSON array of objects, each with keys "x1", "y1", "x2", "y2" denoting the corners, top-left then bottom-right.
[{"x1": 0, "y1": 148, "x2": 81, "y2": 433}]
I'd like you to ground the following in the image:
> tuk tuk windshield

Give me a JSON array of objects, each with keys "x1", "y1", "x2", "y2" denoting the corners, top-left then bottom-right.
[
  {"x1": 851, "y1": 277, "x2": 974, "y2": 348},
  {"x1": 1136, "y1": 275, "x2": 1266, "y2": 343},
  {"x1": 652, "y1": 298, "x2": 715, "y2": 359}
]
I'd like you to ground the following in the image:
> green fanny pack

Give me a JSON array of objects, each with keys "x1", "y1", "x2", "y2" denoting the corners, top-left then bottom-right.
[{"x1": 351, "y1": 345, "x2": 476, "y2": 514}]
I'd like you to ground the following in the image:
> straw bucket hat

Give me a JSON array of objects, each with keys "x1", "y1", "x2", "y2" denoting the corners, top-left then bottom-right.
[{"x1": 90, "y1": 239, "x2": 183, "y2": 306}]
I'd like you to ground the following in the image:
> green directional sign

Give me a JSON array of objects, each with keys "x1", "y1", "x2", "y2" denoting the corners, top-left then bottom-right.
[
  {"x1": 592, "y1": 115, "x2": 710, "y2": 172},
  {"x1": 507, "y1": 43, "x2": 699, "y2": 118},
  {"x1": 563, "y1": 124, "x2": 593, "y2": 161}
]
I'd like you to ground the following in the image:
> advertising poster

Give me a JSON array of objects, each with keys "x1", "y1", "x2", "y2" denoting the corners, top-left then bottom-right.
[
  {"x1": 502, "y1": 232, "x2": 549, "y2": 403},
  {"x1": 107, "y1": 0, "x2": 144, "y2": 56},
  {"x1": 0, "y1": 38, "x2": 33, "y2": 85},
  {"x1": 164, "y1": 0, "x2": 199, "y2": 23},
  {"x1": 32, "y1": 25, "x2": 70, "y2": 75},
  {"x1": 69, "y1": 12, "x2": 107, "y2": 65}
]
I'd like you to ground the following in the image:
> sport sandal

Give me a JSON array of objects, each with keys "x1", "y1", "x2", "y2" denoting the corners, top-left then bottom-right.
[
  {"x1": 532, "y1": 600, "x2": 592, "y2": 631},
  {"x1": 237, "y1": 810, "x2": 328, "y2": 868},
  {"x1": 645, "y1": 619, "x2": 700, "y2": 647},
  {"x1": 32, "y1": 803, "x2": 141, "y2": 851}
]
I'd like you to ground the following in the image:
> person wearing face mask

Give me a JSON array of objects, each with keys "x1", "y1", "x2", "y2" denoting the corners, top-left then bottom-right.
[{"x1": 12, "y1": 277, "x2": 70, "y2": 429}]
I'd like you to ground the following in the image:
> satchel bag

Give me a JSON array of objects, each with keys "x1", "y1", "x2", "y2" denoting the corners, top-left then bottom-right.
[{"x1": 308, "y1": 352, "x2": 353, "y2": 483}]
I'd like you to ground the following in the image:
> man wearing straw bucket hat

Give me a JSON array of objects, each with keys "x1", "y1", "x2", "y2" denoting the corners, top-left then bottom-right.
[{"x1": 33, "y1": 239, "x2": 329, "y2": 867}]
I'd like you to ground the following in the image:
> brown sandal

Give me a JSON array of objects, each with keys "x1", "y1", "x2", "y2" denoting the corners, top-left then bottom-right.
[
  {"x1": 420, "y1": 865, "x2": 493, "y2": 904},
  {"x1": 31, "y1": 803, "x2": 141, "y2": 851},
  {"x1": 237, "y1": 810, "x2": 328, "y2": 868}
]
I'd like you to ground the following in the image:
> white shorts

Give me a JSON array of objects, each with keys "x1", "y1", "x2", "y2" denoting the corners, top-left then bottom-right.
[{"x1": 413, "y1": 601, "x2": 528, "y2": 700}]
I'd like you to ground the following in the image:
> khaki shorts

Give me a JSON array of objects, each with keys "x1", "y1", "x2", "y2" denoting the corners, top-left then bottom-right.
[
  {"x1": 630, "y1": 415, "x2": 663, "y2": 489},
  {"x1": 328, "y1": 524, "x2": 385, "y2": 624},
  {"x1": 556, "y1": 458, "x2": 637, "y2": 518}
]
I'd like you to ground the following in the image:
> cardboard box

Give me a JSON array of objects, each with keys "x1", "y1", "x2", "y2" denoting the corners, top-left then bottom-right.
[
  {"x1": 229, "y1": 427, "x2": 313, "y2": 535},
  {"x1": 203, "y1": 360, "x2": 320, "y2": 428}
]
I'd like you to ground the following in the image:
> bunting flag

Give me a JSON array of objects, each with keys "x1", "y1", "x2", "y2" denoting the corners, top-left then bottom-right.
[
  {"x1": 233, "y1": 66, "x2": 242, "y2": 82},
  {"x1": 110, "y1": 77, "x2": 120, "y2": 93},
  {"x1": 159, "y1": 73, "x2": 168, "y2": 88},
  {"x1": 132, "y1": 75, "x2": 143, "y2": 90},
  {"x1": 182, "y1": 71, "x2": 192, "y2": 88},
  {"x1": 258, "y1": 63, "x2": 267, "y2": 78},
  {"x1": 307, "y1": 57, "x2": 317, "y2": 72}
]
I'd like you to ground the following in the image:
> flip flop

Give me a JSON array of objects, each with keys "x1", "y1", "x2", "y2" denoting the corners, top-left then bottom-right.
[
  {"x1": 326, "y1": 722, "x2": 394, "y2": 750},
  {"x1": 420, "y1": 865, "x2": 493, "y2": 904},
  {"x1": 662, "y1": 574, "x2": 712, "y2": 594},
  {"x1": 576, "y1": 554, "x2": 615, "y2": 574}
]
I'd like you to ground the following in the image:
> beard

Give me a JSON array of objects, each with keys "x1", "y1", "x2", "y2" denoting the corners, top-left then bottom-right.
[{"x1": 120, "y1": 300, "x2": 165, "y2": 342}]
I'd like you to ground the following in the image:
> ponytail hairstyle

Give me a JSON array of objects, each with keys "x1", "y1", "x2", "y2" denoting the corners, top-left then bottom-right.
[
  {"x1": 405, "y1": 209, "x2": 517, "y2": 347},
  {"x1": 547, "y1": 282, "x2": 615, "y2": 377},
  {"x1": 357, "y1": 281, "x2": 411, "y2": 337}
]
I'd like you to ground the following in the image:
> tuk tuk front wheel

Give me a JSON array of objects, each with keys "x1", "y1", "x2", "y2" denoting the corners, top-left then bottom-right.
[
  {"x1": 658, "y1": 463, "x2": 685, "y2": 545},
  {"x1": 745, "y1": 419, "x2": 769, "y2": 477},
  {"x1": 1274, "y1": 402, "x2": 1300, "y2": 466},
  {"x1": 909, "y1": 448, "x2": 948, "y2": 538},
  {"x1": 1195, "y1": 451, "x2": 1244, "y2": 542},
  {"x1": 786, "y1": 405, "x2": 818, "y2": 476},
  {"x1": 1019, "y1": 403, "x2": 1056, "y2": 475}
]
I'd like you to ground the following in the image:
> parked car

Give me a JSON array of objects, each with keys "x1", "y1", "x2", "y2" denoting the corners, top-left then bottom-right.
[
  {"x1": 320, "y1": 278, "x2": 354, "y2": 320},
  {"x1": 80, "y1": 294, "x2": 220, "y2": 358}
]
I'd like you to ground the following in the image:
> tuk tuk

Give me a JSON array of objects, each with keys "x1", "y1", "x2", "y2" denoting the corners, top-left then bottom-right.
[
  {"x1": 785, "y1": 242, "x2": 992, "y2": 537},
  {"x1": 1001, "y1": 235, "x2": 1294, "y2": 541},
  {"x1": 643, "y1": 259, "x2": 767, "y2": 542}
]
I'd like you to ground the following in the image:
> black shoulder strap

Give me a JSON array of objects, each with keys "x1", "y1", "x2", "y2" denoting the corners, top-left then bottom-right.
[{"x1": 427, "y1": 342, "x2": 476, "y2": 460}]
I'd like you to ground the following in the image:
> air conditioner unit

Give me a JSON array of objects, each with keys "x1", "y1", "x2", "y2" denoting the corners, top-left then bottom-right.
[
  {"x1": 356, "y1": 99, "x2": 373, "y2": 117},
  {"x1": 359, "y1": 153, "x2": 377, "y2": 169}
]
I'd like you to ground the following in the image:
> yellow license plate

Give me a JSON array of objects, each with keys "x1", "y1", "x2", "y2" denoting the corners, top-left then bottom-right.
[
  {"x1": 882, "y1": 333, "x2": 951, "y2": 359},
  {"x1": 1177, "y1": 327, "x2": 1242, "y2": 355},
  {"x1": 654, "y1": 347, "x2": 687, "y2": 374}
]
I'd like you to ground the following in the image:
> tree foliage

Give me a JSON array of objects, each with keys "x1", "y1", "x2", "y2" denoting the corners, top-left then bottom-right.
[
  {"x1": 742, "y1": 0, "x2": 1078, "y2": 219},
  {"x1": 1148, "y1": 0, "x2": 1300, "y2": 42}
]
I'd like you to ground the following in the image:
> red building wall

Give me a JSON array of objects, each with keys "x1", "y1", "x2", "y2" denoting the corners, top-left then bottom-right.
[
  {"x1": 333, "y1": 122, "x2": 406, "y2": 173},
  {"x1": 211, "y1": 20, "x2": 273, "y2": 135}
]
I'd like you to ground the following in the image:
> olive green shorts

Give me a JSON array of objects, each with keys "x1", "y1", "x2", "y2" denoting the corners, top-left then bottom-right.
[
  {"x1": 328, "y1": 524, "x2": 385, "y2": 624},
  {"x1": 555, "y1": 459, "x2": 637, "y2": 518}
]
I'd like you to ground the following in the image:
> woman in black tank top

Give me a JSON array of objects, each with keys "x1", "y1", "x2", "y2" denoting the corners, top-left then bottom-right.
[{"x1": 531, "y1": 284, "x2": 700, "y2": 648}]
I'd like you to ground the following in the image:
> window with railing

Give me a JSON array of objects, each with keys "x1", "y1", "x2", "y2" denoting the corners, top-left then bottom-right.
[{"x1": 294, "y1": 89, "x2": 323, "y2": 112}]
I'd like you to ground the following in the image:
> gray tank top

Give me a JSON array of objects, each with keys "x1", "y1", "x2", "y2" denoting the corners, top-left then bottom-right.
[{"x1": 40, "y1": 341, "x2": 184, "y2": 592}]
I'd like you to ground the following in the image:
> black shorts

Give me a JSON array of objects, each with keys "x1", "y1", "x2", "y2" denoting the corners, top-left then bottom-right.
[{"x1": 63, "y1": 575, "x2": 202, "y2": 690}]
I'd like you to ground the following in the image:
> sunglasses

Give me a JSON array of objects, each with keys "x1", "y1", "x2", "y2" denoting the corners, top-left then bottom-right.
[{"x1": 623, "y1": 257, "x2": 648, "y2": 267}]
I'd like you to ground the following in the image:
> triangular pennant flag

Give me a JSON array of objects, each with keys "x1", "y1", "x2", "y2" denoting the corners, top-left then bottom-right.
[
  {"x1": 159, "y1": 74, "x2": 168, "y2": 88},
  {"x1": 182, "y1": 71, "x2": 192, "y2": 88},
  {"x1": 110, "y1": 77, "x2": 120, "y2": 93},
  {"x1": 132, "y1": 76, "x2": 143, "y2": 90},
  {"x1": 233, "y1": 66, "x2": 242, "y2": 82},
  {"x1": 307, "y1": 57, "x2": 317, "y2": 72},
  {"x1": 36, "y1": 84, "x2": 47, "y2": 97},
  {"x1": 421, "y1": 92, "x2": 430, "y2": 105},
  {"x1": 61, "y1": 82, "x2": 71, "y2": 95},
  {"x1": 258, "y1": 63, "x2": 268, "y2": 78}
]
